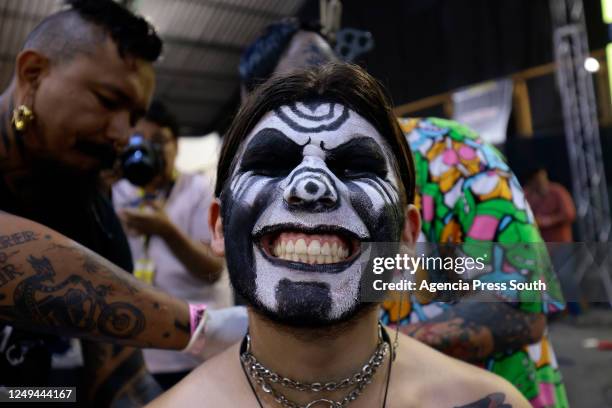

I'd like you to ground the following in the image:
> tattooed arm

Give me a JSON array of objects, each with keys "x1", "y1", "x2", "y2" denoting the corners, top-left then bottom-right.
[
  {"x1": 0, "y1": 211, "x2": 191, "y2": 349},
  {"x1": 82, "y1": 342, "x2": 162, "y2": 408},
  {"x1": 401, "y1": 296, "x2": 546, "y2": 362}
]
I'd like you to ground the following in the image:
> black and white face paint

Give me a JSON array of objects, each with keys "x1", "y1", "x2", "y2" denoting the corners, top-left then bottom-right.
[{"x1": 220, "y1": 101, "x2": 405, "y2": 327}]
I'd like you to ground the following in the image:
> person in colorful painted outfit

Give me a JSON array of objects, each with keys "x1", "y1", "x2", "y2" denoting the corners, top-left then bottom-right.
[
  {"x1": 238, "y1": 19, "x2": 568, "y2": 408},
  {"x1": 385, "y1": 118, "x2": 567, "y2": 408}
]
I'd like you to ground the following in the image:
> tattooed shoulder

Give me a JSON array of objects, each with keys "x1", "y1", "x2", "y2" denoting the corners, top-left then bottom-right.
[{"x1": 455, "y1": 393, "x2": 511, "y2": 408}]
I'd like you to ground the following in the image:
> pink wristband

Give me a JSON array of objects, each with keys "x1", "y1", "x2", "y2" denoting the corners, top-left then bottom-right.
[
  {"x1": 189, "y1": 303, "x2": 207, "y2": 336},
  {"x1": 183, "y1": 303, "x2": 208, "y2": 356}
]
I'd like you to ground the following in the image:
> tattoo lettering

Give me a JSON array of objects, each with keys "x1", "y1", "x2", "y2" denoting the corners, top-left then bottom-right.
[
  {"x1": 1, "y1": 255, "x2": 145, "y2": 339},
  {"x1": 0, "y1": 251, "x2": 14, "y2": 263},
  {"x1": 0, "y1": 262, "x2": 23, "y2": 288},
  {"x1": 455, "y1": 393, "x2": 511, "y2": 408},
  {"x1": 0, "y1": 231, "x2": 38, "y2": 250}
]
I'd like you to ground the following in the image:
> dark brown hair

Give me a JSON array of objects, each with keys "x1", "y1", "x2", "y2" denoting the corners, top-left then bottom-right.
[{"x1": 215, "y1": 63, "x2": 415, "y2": 204}]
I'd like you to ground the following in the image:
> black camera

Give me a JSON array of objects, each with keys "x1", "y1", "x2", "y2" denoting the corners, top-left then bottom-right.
[{"x1": 120, "y1": 134, "x2": 165, "y2": 187}]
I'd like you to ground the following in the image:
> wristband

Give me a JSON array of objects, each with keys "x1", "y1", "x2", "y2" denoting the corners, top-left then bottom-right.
[{"x1": 183, "y1": 303, "x2": 208, "y2": 355}]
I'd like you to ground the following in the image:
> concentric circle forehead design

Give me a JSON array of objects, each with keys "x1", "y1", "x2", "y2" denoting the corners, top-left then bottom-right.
[{"x1": 274, "y1": 101, "x2": 349, "y2": 133}]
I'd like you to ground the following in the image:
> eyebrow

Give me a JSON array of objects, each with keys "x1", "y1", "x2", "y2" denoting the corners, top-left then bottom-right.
[
  {"x1": 97, "y1": 83, "x2": 131, "y2": 103},
  {"x1": 97, "y1": 82, "x2": 147, "y2": 120},
  {"x1": 239, "y1": 128, "x2": 304, "y2": 171}
]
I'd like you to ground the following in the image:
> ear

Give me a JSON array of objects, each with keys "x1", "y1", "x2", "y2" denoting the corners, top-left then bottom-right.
[
  {"x1": 208, "y1": 199, "x2": 225, "y2": 257},
  {"x1": 401, "y1": 204, "x2": 421, "y2": 244},
  {"x1": 15, "y1": 50, "x2": 50, "y2": 97}
]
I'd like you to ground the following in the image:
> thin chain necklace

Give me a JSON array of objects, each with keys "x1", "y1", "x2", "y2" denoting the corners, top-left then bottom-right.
[{"x1": 240, "y1": 324, "x2": 394, "y2": 408}]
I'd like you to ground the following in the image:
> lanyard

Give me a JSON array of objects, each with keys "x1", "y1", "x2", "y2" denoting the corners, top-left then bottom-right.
[{"x1": 133, "y1": 177, "x2": 176, "y2": 284}]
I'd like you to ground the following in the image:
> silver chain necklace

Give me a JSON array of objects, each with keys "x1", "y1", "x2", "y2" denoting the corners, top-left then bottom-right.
[{"x1": 240, "y1": 325, "x2": 393, "y2": 408}]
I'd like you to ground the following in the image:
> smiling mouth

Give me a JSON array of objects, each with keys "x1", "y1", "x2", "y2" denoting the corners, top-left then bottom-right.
[{"x1": 255, "y1": 225, "x2": 362, "y2": 267}]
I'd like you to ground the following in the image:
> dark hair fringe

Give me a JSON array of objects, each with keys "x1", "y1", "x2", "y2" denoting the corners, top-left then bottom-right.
[{"x1": 65, "y1": 0, "x2": 162, "y2": 62}]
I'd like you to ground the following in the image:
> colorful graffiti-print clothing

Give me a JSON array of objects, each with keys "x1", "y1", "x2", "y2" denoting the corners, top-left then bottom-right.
[{"x1": 381, "y1": 117, "x2": 568, "y2": 408}]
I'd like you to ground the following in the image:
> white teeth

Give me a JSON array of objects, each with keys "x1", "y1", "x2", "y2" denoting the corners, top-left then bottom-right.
[
  {"x1": 270, "y1": 238, "x2": 352, "y2": 264},
  {"x1": 307, "y1": 240, "x2": 321, "y2": 256},
  {"x1": 321, "y1": 242, "x2": 331, "y2": 256},
  {"x1": 295, "y1": 239, "x2": 307, "y2": 255}
]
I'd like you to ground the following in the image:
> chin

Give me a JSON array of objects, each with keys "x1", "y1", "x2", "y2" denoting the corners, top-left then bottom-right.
[
  {"x1": 245, "y1": 292, "x2": 376, "y2": 329},
  {"x1": 227, "y1": 221, "x2": 377, "y2": 327}
]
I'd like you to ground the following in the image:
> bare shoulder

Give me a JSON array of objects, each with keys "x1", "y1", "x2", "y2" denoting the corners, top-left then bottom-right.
[
  {"x1": 387, "y1": 331, "x2": 530, "y2": 408},
  {"x1": 146, "y1": 343, "x2": 245, "y2": 408}
]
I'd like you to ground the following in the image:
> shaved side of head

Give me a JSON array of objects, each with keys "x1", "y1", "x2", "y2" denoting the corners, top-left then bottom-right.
[
  {"x1": 23, "y1": 10, "x2": 106, "y2": 64},
  {"x1": 21, "y1": 0, "x2": 161, "y2": 65}
]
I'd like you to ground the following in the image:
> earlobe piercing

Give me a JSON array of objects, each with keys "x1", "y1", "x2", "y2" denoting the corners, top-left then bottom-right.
[{"x1": 11, "y1": 105, "x2": 35, "y2": 132}]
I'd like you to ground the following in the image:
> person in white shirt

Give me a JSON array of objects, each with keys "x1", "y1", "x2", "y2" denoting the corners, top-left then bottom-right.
[{"x1": 112, "y1": 101, "x2": 231, "y2": 389}]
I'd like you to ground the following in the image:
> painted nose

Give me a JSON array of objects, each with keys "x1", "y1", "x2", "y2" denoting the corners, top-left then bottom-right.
[{"x1": 283, "y1": 171, "x2": 338, "y2": 211}]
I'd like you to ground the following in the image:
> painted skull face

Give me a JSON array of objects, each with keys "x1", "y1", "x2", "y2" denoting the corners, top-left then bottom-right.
[{"x1": 220, "y1": 101, "x2": 405, "y2": 326}]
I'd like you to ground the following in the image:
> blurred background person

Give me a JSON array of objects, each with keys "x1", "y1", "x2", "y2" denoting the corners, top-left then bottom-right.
[
  {"x1": 525, "y1": 166, "x2": 581, "y2": 315},
  {"x1": 113, "y1": 100, "x2": 229, "y2": 389},
  {"x1": 525, "y1": 166, "x2": 576, "y2": 244}
]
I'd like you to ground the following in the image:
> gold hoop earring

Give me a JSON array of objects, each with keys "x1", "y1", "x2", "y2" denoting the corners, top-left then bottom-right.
[{"x1": 11, "y1": 105, "x2": 35, "y2": 132}]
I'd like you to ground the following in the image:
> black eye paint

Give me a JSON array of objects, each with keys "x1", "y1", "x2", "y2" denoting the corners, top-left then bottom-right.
[
  {"x1": 325, "y1": 137, "x2": 388, "y2": 179},
  {"x1": 239, "y1": 128, "x2": 303, "y2": 177}
]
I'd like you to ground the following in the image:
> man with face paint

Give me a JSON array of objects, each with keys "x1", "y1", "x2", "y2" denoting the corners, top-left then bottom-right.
[
  {"x1": 233, "y1": 19, "x2": 568, "y2": 408},
  {"x1": 149, "y1": 63, "x2": 530, "y2": 408}
]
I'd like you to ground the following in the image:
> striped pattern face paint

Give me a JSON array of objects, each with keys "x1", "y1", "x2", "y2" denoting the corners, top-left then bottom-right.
[{"x1": 221, "y1": 101, "x2": 405, "y2": 326}]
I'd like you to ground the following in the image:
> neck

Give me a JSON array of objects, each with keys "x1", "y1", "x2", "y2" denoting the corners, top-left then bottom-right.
[
  {"x1": 0, "y1": 86, "x2": 28, "y2": 172},
  {"x1": 246, "y1": 306, "x2": 389, "y2": 406}
]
